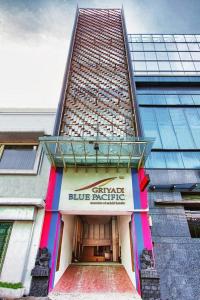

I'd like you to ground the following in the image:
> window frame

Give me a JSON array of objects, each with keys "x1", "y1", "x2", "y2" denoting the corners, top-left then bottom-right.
[{"x1": 0, "y1": 144, "x2": 43, "y2": 175}]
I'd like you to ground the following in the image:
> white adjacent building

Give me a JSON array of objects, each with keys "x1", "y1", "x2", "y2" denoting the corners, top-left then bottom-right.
[{"x1": 0, "y1": 108, "x2": 56, "y2": 294}]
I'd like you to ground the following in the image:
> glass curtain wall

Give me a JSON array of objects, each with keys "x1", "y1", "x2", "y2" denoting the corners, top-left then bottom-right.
[{"x1": 128, "y1": 34, "x2": 200, "y2": 75}]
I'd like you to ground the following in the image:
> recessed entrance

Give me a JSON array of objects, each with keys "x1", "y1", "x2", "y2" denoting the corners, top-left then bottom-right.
[
  {"x1": 72, "y1": 216, "x2": 119, "y2": 263},
  {"x1": 54, "y1": 214, "x2": 135, "y2": 290}
]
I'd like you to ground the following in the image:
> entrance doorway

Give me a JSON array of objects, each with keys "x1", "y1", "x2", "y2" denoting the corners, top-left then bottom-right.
[{"x1": 72, "y1": 216, "x2": 120, "y2": 263}]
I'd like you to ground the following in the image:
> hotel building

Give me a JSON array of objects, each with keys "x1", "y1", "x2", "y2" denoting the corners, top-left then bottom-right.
[{"x1": 0, "y1": 8, "x2": 200, "y2": 300}]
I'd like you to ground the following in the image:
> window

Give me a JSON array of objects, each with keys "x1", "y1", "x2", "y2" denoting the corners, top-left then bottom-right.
[
  {"x1": 132, "y1": 43, "x2": 143, "y2": 51},
  {"x1": 143, "y1": 43, "x2": 155, "y2": 51},
  {"x1": 182, "y1": 61, "x2": 195, "y2": 71},
  {"x1": 165, "y1": 43, "x2": 177, "y2": 51},
  {"x1": 156, "y1": 52, "x2": 168, "y2": 60},
  {"x1": 164, "y1": 152, "x2": 184, "y2": 168},
  {"x1": 140, "y1": 108, "x2": 162, "y2": 148},
  {"x1": 190, "y1": 52, "x2": 200, "y2": 60},
  {"x1": 170, "y1": 61, "x2": 183, "y2": 71},
  {"x1": 0, "y1": 145, "x2": 37, "y2": 170},
  {"x1": 0, "y1": 222, "x2": 12, "y2": 271},
  {"x1": 137, "y1": 94, "x2": 153, "y2": 105},
  {"x1": 146, "y1": 152, "x2": 166, "y2": 168},
  {"x1": 155, "y1": 108, "x2": 178, "y2": 149},
  {"x1": 194, "y1": 62, "x2": 200, "y2": 70},
  {"x1": 174, "y1": 35, "x2": 185, "y2": 42},
  {"x1": 144, "y1": 52, "x2": 157, "y2": 60},
  {"x1": 192, "y1": 95, "x2": 200, "y2": 105},
  {"x1": 146, "y1": 61, "x2": 159, "y2": 71},
  {"x1": 133, "y1": 52, "x2": 145, "y2": 60},
  {"x1": 134, "y1": 61, "x2": 146, "y2": 71},
  {"x1": 187, "y1": 43, "x2": 199, "y2": 51},
  {"x1": 169, "y1": 109, "x2": 195, "y2": 149},
  {"x1": 0, "y1": 132, "x2": 42, "y2": 174},
  {"x1": 154, "y1": 43, "x2": 166, "y2": 51},
  {"x1": 146, "y1": 151, "x2": 200, "y2": 169},
  {"x1": 176, "y1": 43, "x2": 188, "y2": 51},
  {"x1": 152, "y1": 95, "x2": 166, "y2": 105},
  {"x1": 167, "y1": 52, "x2": 180, "y2": 60},
  {"x1": 163, "y1": 35, "x2": 174, "y2": 42},
  {"x1": 179, "y1": 95, "x2": 194, "y2": 105},
  {"x1": 179, "y1": 52, "x2": 192, "y2": 60},
  {"x1": 152, "y1": 35, "x2": 163, "y2": 42},
  {"x1": 185, "y1": 35, "x2": 196, "y2": 42},
  {"x1": 184, "y1": 108, "x2": 200, "y2": 148},
  {"x1": 165, "y1": 94, "x2": 180, "y2": 104},
  {"x1": 158, "y1": 61, "x2": 171, "y2": 71},
  {"x1": 186, "y1": 210, "x2": 200, "y2": 238}
]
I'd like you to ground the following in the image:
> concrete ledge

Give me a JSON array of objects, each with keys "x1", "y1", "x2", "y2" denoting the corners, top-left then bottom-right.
[{"x1": 0, "y1": 198, "x2": 45, "y2": 208}]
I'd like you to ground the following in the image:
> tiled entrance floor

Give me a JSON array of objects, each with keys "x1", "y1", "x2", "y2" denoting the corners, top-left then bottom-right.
[{"x1": 52, "y1": 265, "x2": 140, "y2": 298}]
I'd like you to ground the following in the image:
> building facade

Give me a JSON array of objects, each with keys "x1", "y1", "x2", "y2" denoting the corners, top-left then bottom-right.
[
  {"x1": 1, "y1": 9, "x2": 200, "y2": 300},
  {"x1": 37, "y1": 8, "x2": 154, "y2": 299},
  {"x1": 0, "y1": 109, "x2": 56, "y2": 294},
  {"x1": 128, "y1": 34, "x2": 200, "y2": 300}
]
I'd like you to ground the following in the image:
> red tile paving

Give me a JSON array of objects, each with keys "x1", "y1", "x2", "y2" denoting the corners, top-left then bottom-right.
[{"x1": 53, "y1": 265, "x2": 136, "y2": 293}]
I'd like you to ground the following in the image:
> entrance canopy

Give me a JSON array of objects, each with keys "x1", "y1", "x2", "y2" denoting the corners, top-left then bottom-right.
[{"x1": 40, "y1": 136, "x2": 153, "y2": 170}]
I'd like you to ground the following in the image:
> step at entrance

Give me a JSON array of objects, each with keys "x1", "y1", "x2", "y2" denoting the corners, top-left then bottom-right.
[{"x1": 51, "y1": 265, "x2": 141, "y2": 299}]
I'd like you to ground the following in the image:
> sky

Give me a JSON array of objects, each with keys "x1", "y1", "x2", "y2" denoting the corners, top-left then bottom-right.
[{"x1": 0, "y1": 0, "x2": 200, "y2": 109}]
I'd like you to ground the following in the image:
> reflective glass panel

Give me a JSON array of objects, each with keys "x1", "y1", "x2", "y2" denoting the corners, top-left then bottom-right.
[
  {"x1": 165, "y1": 152, "x2": 184, "y2": 168},
  {"x1": 165, "y1": 94, "x2": 180, "y2": 104},
  {"x1": 176, "y1": 43, "x2": 188, "y2": 51},
  {"x1": 131, "y1": 35, "x2": 141, "y2": 42},
  {"x1": 190, "y1": 52, "x2": 200, "y2": 60},
  {"x1": 142, "y1": 35, "x2": 152, "y2": 42},
  {"x1": 133, "y1": 52, "x2": 145, "y2": 60},
  {"x1": 152, "y1": 35, "x2": 163, "y2": 42},
  {"x1": 140, "y1": 108, "x2": 162, "y2": 148},
  {"x1": 152, "y1": 95, "x2": 166, "y2": 104},
  {"x1": 179, "y1": 52, "x2": 192, "y2": 60},
  {"x1": 156, "y1": 52, "x2": 169, "y2": 60},
  {"x1": 182, "y1": 152, "x2": 200, "y2": 169},
  {"x1": 169, "y1": 109, "x2": 195, "y2": 149},
  {"x1": 146, "y1": 61, "x2": 159, "y2": 71},
  {"x1": 154, "y1": 43, "x2": 166, "y2": 51},
  {"x1": 134, "y1": 61, "x2": 146, "y2": 71},
  {"x1": 196, "y1": 35, "x2": 200, "y2": 42},
  {"x1": 155, "y1": 108, "x2": 178, "y2": 149},
  {"x1": 144, "y1": 52, "x2": 157, "y2": 60},
  {"x1": 132, "y1": 43, "x2": 144, "y2": 51},
  {"x1": 194, "y1": 62, "x2": 200, "y2": 70},
  {"x1": 170, "y1": 61, "x2": 183, "y2": 71},
  {"x1": 137, "y1": 94, "x2": 153, "y2": 105},
  {"x1": 147, "y1": 152, "x2": 166, "y2": 168},
  {"x1": 163, "y1": 35, "x2": 175, "y2": 42},
  {"x1": 185, "y1": 35, "x2": 196, "y2": 42},
  {"x1": 158, "y1": 61, "x2": 171, "y2": 71},
  {"x1": 167, "y1": 52, "x2": 180, "y2": 60},
  {"x1": 179, "y1": 95, "x2": 194, "y2": 104},
  {"x1": 165, "y1": 43, "x2": 177, "y2": 51},
  {"x1": 182, "y1": 61, "x2": 195, "y2": 71},
  {"x1": 187, "y1": 43, "x2": 199, "y2": 51},
  {"x1": 174, "y1": 35, "x2": 185, "y2": 42},
  {"x1": 184, "y1": 109, "x2": 200, "y2": 147},
  {"x1": 192, "y1": 95, "x2": 200, "y2": 105},
  {"x1": 143, "y1": 43, "x2": 155, "y2": 51}
]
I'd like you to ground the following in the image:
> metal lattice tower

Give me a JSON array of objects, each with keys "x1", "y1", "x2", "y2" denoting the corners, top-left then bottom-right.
[{"x1": 59, "y1": 8, "x2": 137, "y2": 138}]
